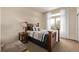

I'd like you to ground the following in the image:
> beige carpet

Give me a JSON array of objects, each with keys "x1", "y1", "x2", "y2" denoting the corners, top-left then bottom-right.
[
  {"x1": 25, "y1": 39, "x2": 79, "y2": 52},
  {"x1": 26, "y1": 42, "x2": 47, "y2": 52},
  {"x1": 2, "y1": 40, "x2": 28, "y2": 52}
]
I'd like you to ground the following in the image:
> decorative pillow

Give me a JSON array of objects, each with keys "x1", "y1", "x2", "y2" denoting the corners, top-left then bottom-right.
[
  {"x1": 33, "y1": 26, "x2": 36, "y2": 31},
  {"x1": 27, "y1": 24, "x2": 33, "y2": 31},
  {"x1": 35, "y1": 27, "x2": 40, "y2": 31}
]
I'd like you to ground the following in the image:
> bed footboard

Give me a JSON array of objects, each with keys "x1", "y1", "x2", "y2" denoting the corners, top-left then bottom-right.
[{"x1": 48, "y1": 31, "x2": 56, "y2": 52}]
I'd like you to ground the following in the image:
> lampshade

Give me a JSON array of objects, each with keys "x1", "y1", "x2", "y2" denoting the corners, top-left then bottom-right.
[{"x1": 21, "y1": 22, "x2": 27, "y2": 28}]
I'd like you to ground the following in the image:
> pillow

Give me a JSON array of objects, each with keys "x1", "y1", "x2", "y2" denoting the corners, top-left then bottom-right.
[
  {"x1": 27, "y1": 24, "x2": 33, "y2": 31},
  {"x1": 33, "y1": 26, "x2": 36, "y2": 31},
  {"x1": 35, "y1": 27, "x2": 40, "y2": 31}
]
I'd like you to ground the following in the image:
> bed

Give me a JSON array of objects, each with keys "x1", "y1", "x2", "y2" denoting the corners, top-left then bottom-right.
[{"x1": 26, "y1": 23, "x2": 59, "y2": 52}]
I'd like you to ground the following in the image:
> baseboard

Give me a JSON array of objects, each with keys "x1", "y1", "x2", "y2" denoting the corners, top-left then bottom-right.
[
  {"x1": 60, "y1": 37, "x2": 79, "y2": 43},
  {"x1": 60, "y1": 37, "x2": 73, "y2": 40}
]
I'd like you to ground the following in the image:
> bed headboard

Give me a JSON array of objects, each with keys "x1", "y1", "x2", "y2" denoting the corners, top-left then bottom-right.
[
  {"x1": 27, "y1": 23, "x2": 33, "y2": 31},
  {"x1": 26, "y1": 22, "x2": 40, "y2": 31}
]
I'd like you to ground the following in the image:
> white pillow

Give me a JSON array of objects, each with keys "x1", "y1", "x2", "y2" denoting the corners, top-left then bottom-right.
[
  {"x1": 33, "y1": 27, "x2": 36, "y2": 31},
  {"x1": 36, "y1": 27, "x2": 40, "y2": 31}
]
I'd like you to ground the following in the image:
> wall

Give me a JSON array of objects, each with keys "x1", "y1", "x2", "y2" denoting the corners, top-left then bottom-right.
[
  {"x1": 42, "y1": 13, "x2": 47, "y2": 29},
  {"x1": 67, "y1": 7, "x2": 77, "y2": 40},
  {"x1": 0, "y1": 8, "x2": 1, "y2": 51},
  {"x1": 1, "y1": 7, "x2": 44, "y2": 43},
  {"x1": 77, "y1": 8, "x2": 79, "y2": 41}
]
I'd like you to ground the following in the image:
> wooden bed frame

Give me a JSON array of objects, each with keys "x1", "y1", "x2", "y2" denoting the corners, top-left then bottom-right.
[
  {"x1": 47, "y1": 31, "x2": 56, "y2": 52},
  {"x1": 27, "y1": 31, "x2": 56, "y2": 52},
  {"x1": 24, "y1": 23, "x2": 59, "y2": 52}
]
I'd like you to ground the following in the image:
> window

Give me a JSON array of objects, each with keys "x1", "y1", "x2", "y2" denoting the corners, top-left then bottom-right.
[{"x1": 49, "y1": 16, "x2": 60, "y2": 30}]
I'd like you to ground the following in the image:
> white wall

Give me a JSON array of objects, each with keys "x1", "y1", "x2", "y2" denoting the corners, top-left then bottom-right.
[
  {"x1": 77, "y1": 8, "x2": 79, "y2": 41},
  {"x1": 66, "y1": 8, "x2": 77, "y2": 40},
  {"x1": 0, "y1": 8, "x2": 1, "y2": 51},
  {"x1": 1, "y1": 7, "x2": 44, "y2": 43}
]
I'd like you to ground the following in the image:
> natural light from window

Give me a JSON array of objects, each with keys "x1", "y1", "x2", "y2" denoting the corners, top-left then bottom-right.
[{"x1": 49, "y1": 16, "x2": 60, "y2": 30}]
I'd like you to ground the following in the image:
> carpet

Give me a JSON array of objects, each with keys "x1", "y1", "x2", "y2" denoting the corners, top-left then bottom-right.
[
  {"x1": 25, "y1": 39, "x2": 79, "y2": 52},
  {"x1": 2, "y1": 40, "x2": 28, "y2": 52}
]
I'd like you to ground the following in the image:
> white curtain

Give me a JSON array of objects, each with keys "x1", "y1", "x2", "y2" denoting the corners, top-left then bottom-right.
[
  {"x1": 46, "y1": 8, "x2": 69, "y2": 38},
  {"x1": 46, "y1": 12, "x2": 52, "y2": 30},
  {"x1": 60, "y1": 8, "x2": 69, "y2": 38}
]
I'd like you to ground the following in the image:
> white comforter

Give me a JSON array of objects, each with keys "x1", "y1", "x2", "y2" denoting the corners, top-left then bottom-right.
[
  {"x1": 27, "y1": 30, "x2": 47, "y2": 41},
  {"x1": 27, "y1": 30, "x2": 58, "y2": 42}
]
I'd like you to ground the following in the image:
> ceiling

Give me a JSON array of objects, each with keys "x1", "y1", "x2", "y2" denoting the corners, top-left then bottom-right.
[{"x1": 30, "y1": 7, "x2": 59, "y2": 13}]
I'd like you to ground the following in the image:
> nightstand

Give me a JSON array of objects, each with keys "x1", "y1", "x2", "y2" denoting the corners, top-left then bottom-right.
[{"x1": 19, "y1": 32, "x2": 28, "y2": 43}]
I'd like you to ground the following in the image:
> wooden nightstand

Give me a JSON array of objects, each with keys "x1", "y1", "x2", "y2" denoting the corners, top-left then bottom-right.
[{"x1": 19, "y1": 32, "x2": 28, "y2": 43}]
